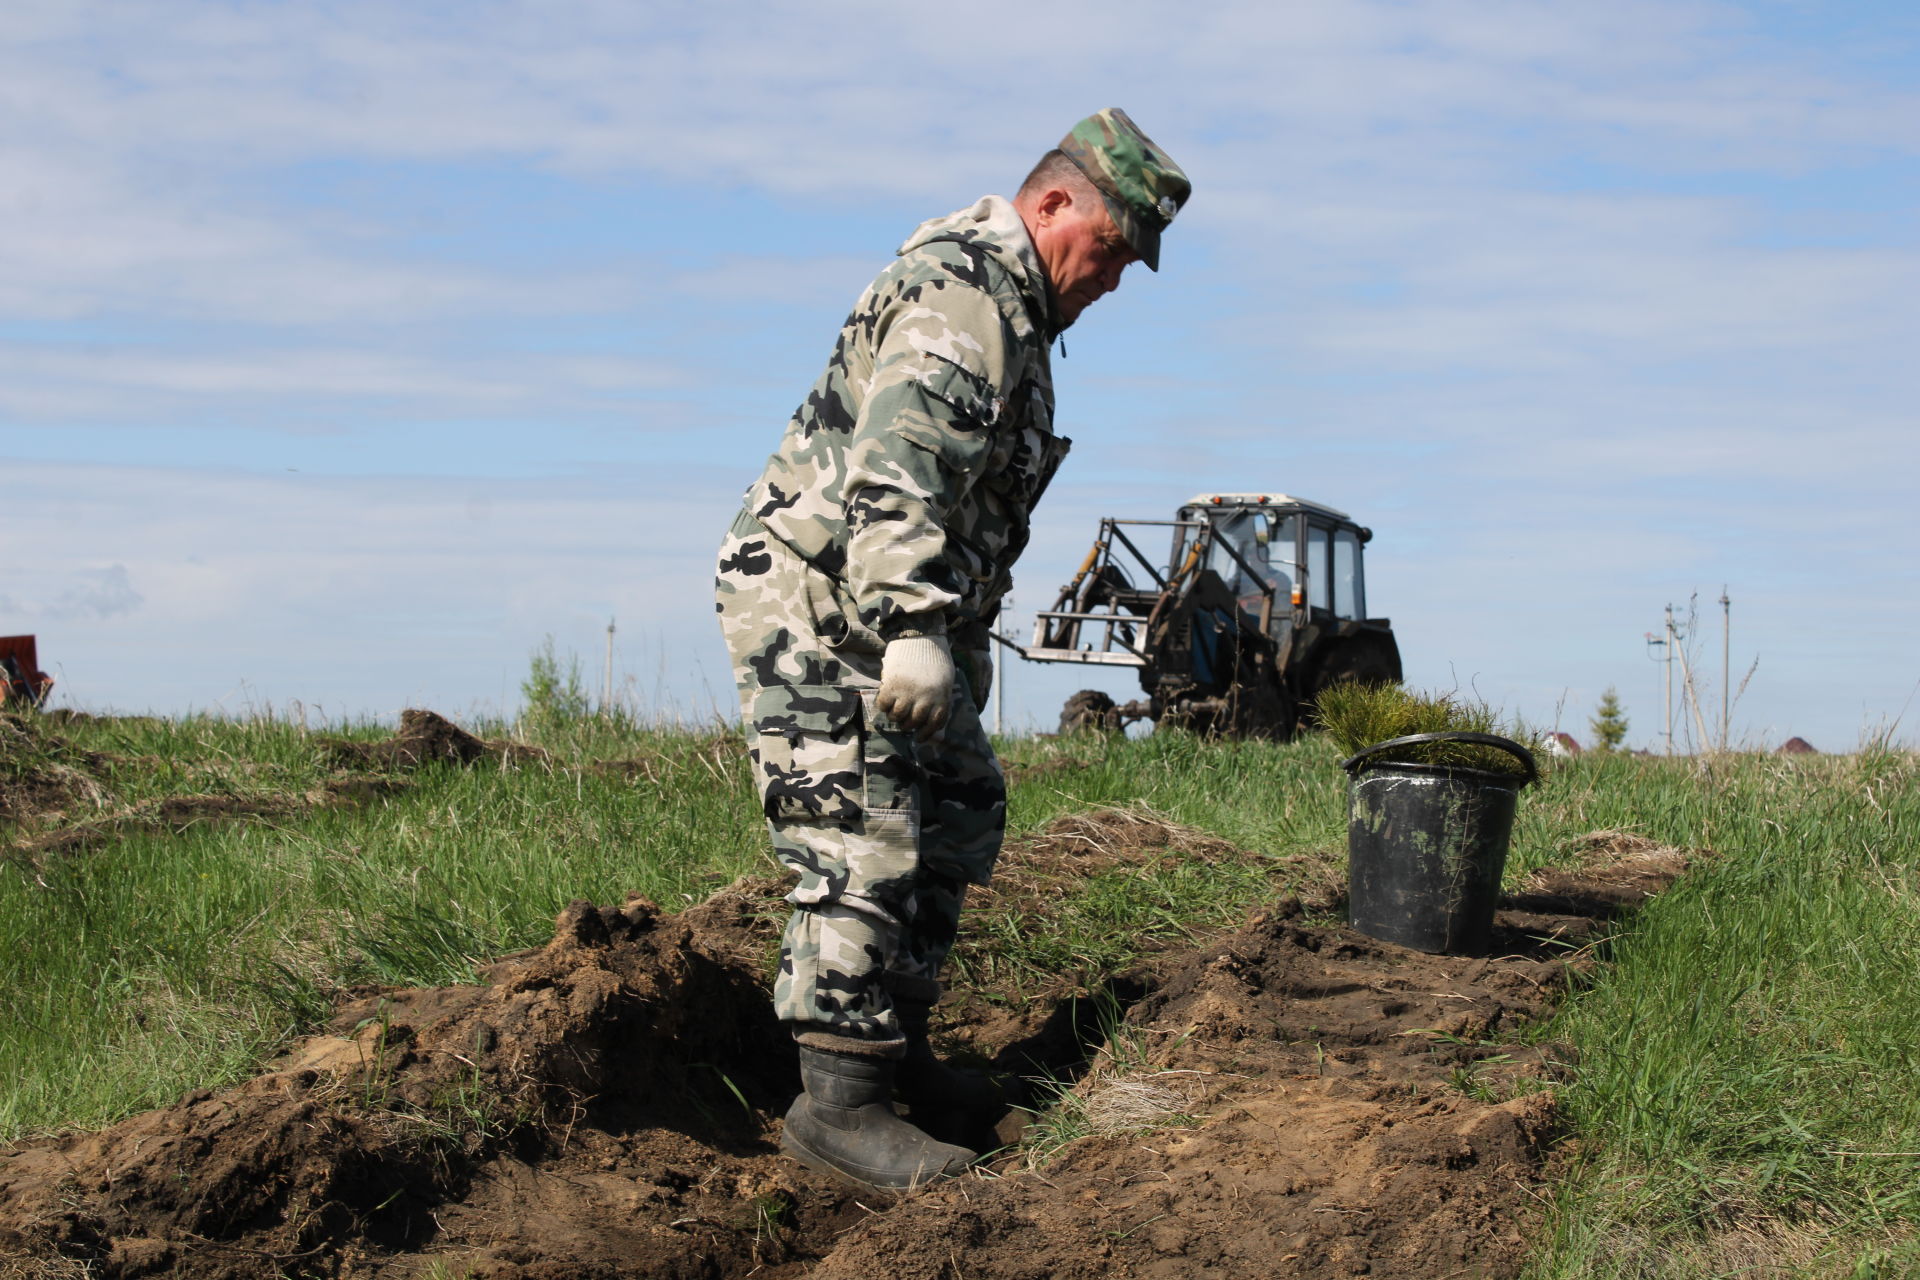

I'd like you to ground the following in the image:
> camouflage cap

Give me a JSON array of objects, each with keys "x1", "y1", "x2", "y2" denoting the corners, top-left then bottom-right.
[{"x1": 1057, "y1": 108, "x2": 1190, "y2": 272}]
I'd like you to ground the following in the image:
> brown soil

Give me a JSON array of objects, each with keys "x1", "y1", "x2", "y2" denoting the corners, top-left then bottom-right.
[
  {"x1": 0, "y1": 715, "x2": 112, "y2": 827},
  {"x1": 321, "y1": 710, "x2": 551, "y2": 771},
  {"x1": 0, "y1": 834, "x2": 1689, "y2": 1280}
]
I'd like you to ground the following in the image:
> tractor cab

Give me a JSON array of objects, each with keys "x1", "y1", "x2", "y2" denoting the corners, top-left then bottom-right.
[{"x1": 1172, "y1": 492, "x2": 1374, "y2": 640}]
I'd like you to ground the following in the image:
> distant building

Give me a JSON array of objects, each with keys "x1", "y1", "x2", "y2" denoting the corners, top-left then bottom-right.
[
  {"x1": 1777, "y1": 737, "x2": 1818, "y2": 755},
  {"x1": 1542, "y1": 732, "x2": 1582, "y2": 758}
]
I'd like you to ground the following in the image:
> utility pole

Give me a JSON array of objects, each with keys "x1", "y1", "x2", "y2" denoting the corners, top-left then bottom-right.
[
  {"x1": 1645, "y1": 620, "x2": 1671, "y2": 754},
  {"x1": 604, "y1": 619, "x2": 616, "y2": 717},
  {"x1": 993, "y1": 594, "x2": 1009, "y2": 736},
  {"x1": 1671, "y1": 604, "x2": 1714, "y2": 753},
  {"x1": 1663, "y1": 604, "x2": 1676, "y2": 754},
  {"x1": 1728, "y1": 587, "x2": 1743, "y2": 756}
]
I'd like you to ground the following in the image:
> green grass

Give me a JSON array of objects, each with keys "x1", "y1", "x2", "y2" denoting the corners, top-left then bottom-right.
[
  {"x1": 1522, "y1": 745, "x2": 1920, "y2": 1279},
  {"x1": 6, "y1": 707, "x2": 1920, "y2": 1277},
  {"x1": 1001, "y1": 728, "x2": 1350, "y2": 851},
  {"x1": 0, "y1": 715, "x2": 1361, "y2": 1137},
  {"x1": 1, "y1": 709, "x2": 767, "y2": 1135}
]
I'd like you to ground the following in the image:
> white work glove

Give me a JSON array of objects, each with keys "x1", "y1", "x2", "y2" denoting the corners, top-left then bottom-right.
[{"x1": 876, "y1": 635, "x2": 954, "y2": 741}]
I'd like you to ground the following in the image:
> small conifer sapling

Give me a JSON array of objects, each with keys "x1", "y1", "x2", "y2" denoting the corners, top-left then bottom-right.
[{"x1": 1590, "y1": 686, "x2": 1629, "y2": 753}]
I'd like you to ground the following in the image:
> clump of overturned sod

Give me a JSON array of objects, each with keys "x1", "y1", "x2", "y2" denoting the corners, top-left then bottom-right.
[{"x1": 1314, "y1": 682, "x2": 1528, "y2": 776}]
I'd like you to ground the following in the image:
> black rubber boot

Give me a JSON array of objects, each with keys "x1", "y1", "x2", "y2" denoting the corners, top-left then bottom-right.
[
  {"x1": 891, "y1": 996, "x2": 1005, "y2": 1116},
  {"x1": 781, "y1": 1039, "x2": 975, "y2": 1192}
]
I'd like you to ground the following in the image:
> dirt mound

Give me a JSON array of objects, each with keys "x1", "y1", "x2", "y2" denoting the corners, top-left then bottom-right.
[
  {"x1": 0, "y1": 885, "x2": 836, "y2": 1279},
  {"x1": 0, "y1": 842, "x2": 1688, "y2": 1279},
  {"x1": 810, "y1": 900, "x2": 1603, "y2": 1280},
  {"x1": 0, "y1": 714, "x2": 111, "y2": 827},
  {"x1": 322, "y1": 709, "x2": 551, "y2": 771}
]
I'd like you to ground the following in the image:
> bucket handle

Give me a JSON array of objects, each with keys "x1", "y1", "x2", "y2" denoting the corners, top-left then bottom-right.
[{"x1": 1339, "y1": 731, "x2": 1539, "y2": 786}]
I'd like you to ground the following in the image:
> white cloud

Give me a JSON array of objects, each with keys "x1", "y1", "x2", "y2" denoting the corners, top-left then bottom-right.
[
  {"x1": 3, "y1": 458, "x2": 737, "y2": 717},
  {"x1": 4, "y1": 1, "x2": 1913, "y2": 351},
  {"x1": 47, "y1": 565, "x2": 145, "y2": 620},
  {"x1": 9, "y1": 2, "x2": 1918, "y2": 188},
  {"x1": 0, "y1": 345, "x2": 694, "y2": 423},
  {"x1": 0, "y1": 145, "x2": 562, "y2": 326},
  {"x1": 4, "y1": 564, "x2": 146, "y2": 622}
]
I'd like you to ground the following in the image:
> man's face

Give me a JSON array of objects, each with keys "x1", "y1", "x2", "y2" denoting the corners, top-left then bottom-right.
[{"x1": 1035, "y1": 191, "x2": 1138, "y2": 327}]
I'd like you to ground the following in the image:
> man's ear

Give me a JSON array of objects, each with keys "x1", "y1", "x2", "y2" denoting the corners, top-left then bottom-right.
[{"x1": 1034, "y1": 185, "x2": 1073, "y2": 224}]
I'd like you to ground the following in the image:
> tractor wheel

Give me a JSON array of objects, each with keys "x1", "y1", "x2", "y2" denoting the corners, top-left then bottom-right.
[{"x1": 1058, "y1": 689, "x2": 1118, "y2": 736}]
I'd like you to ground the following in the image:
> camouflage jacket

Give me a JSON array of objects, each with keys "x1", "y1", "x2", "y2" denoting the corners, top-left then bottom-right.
[{"x1": 743, "y1": 196, "x2": 1072, "y2": 648}]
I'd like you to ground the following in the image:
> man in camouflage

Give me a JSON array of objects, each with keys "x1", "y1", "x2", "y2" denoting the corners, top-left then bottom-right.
[{"x1": 716, "y1": 109, "x2": 1190, "y2": 1192}]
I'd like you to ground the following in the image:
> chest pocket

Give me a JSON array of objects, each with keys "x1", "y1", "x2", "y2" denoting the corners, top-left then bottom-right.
[
  {"x1": 949, "y1": 422, "x2": 1070, "y2": 593},
  {"x1": 986, "y1": 418, "x2": 1069, "y2": 508},
  {"x1": 983, "y1": 378, "x2": 1067, "y2": 503}
]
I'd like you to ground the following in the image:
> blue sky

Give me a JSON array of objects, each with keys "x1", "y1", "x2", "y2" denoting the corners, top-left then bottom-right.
[{"x1": 3, "y1": 0, "x2": 1916, "y2": 750}]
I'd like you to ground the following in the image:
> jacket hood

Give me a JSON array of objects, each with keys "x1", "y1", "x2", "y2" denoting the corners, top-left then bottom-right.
[{"x1": 898, "y1": 195, "x2": 1061, "y2": 338}]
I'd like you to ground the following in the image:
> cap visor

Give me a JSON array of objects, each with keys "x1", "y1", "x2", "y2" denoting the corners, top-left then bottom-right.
[
  {"x1": 1137, "y1": 227, "x2": 1162, "y2": 272},
  {"x1": 1102, "y1": 192, "x2": 1162, "y2": 272}
]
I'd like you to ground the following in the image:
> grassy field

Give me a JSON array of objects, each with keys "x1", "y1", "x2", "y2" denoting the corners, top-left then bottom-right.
[
  {"x1": 1526, "y1": 743, "x2": 1920, "y2": 1278},
  {"x1": 3, "y1": 707, "x2": 1916, "y2": 1276}
]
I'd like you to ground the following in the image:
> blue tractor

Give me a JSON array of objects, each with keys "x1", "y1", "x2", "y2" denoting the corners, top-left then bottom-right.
[{"x1": 1008, "y1": 493, "x2": 1402, "y2": 738}]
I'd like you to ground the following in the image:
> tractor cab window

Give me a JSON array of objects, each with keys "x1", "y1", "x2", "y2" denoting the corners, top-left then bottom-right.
[
  {"x1": 1206, "y1": 510, "x2": 1293, "y2": 626},
  {"x1": 1306, "y1": 522, "x2": 1331, "y2": 613},
  {"x1": 1265, "y1": 514, "x2": 1298, "y2": 599},
  {"x1": 1203, "y1": 510, "x2": 1262, "y2": 587},
  {"x1": 1333, "y1": 527, "x2": 1365, "y2": 619},
  {"x1": 1264, "y1": 515, "x2": 1299, "y2": 641}
]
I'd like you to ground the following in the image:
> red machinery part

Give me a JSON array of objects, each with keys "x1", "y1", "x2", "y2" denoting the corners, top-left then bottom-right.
[{"x1": 0, "y1": 635, "x2": 54, "y2": 706}]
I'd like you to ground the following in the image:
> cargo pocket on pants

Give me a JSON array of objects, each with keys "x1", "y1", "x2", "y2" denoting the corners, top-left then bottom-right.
[
  {"x1": 750, "y1": 685, "x2": 864, "y2": 824},
  {"x1": 752, "y1": 685, "x2": 920, "y2": 904}
]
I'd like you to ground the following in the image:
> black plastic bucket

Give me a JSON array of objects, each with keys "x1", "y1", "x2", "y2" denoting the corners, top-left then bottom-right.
[{"x1": 1340, "y1": 732, "x2": 1538, "y2": 956}]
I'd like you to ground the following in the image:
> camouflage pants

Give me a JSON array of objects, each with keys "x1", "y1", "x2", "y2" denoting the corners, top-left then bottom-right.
[{"x1": 715, "y1": 509, "x2": 1004, "y2": 1043}]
